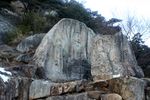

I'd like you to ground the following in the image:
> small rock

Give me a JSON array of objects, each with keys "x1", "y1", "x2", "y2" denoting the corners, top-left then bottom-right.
[
  {"x1": 10, "y1": 0, "x2": 26, "y2": 14},
  {"x1": 108, "y1": 77, "x2": 145, "y2": 100},
  {"x1": 101, "y1": 93, "x2": 122, "y2": 100},
  {"x1": 87, "y1": 91, "x2": 104, "y2": 99},
  {"x1": 16, "y1": 33, "x2": 45, "y2": 53}
]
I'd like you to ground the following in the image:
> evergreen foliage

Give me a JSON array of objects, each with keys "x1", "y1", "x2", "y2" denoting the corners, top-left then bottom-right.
[{"x1": 131, "y1": 33, "x2": 150, "y2": 77}]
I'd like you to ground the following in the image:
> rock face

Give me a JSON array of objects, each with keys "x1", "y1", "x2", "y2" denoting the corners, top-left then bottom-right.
[
  {"x1": 29, "y1": 79, "x2": 109, "y2": 99},
  {"x1": 0, "y1": 44, "x2": 19, "y2": 66},
  {"x1": 34, "y1": 18, "x2": 144, "y2": 82},
  {"x1": 143, "y1": 78, "x2": 150, "y2": 100},
  {"x1": 17, "y1": 33, "x2": 45, "y2": 53},
  {"x1": 108, "y1": 77, "x2": 145, "y2": 100},
  {"x1": 33, "y1": 18, "x2": 95, "y2": 81},
  {"x1": 91, "y1": 33, "x2": 144, "y2": 80},
  {"x1": 0, "y1": 76, "x2": 32, "y2": 100}
]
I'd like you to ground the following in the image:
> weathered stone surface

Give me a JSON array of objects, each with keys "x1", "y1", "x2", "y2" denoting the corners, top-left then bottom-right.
[
  {"x1": 0, "y1": 72, "x2": 32, "y2": 100},
  {"x1": 33, "y1": 18, "x2": 143, "y2": 82},
  {"x1": 0, "y1": 68, "x2": 33, "y2": 99},
  {"x1": 29, "y1": 79, "x2": 109, "y2": 99},
  {"x1": 16, "y1": 54, "x2": 32, "y2": 63},
  {"x1": 86, "y1": 80, "x2": 109, "y2": 92},
  {"x1": 0, "y1": 45, "x2": 18, "y2": 59},
  {"x1": 87, "y1": 91, "x2": 104, "y2": 99},
  {"x1": 17, "y1": 33, "x2": 45, "y2": 53},
  {"x1": 46, "y1": 92, "x2": 95, "y2": 100},
  {"x1": 108, "y1": 77, "x2": 145, "y2": 100},
  {"x1": 33, "y1": 18, "x2": 95, "y2": 81},
  {"x1": 0, "y1": 44, "x2": 20, "y2": 67},
  {"x1": 29, "y1": 80, "x2": 82, "y2": 99},
  {"x1": 29, "y1": 80, "x2": 54, "y2": 99},
  {"x1": 16, "y1": 78, "x2": 32, "y2": 100},
  {"x1": 101, "y1": 93, "x2": 122, "y2": 100},
  {"x1": 8, "y1": 65, "x2": 36, "y2": 78},
  {"x1": 91, "y1": 32, "x2": 144, "y2": 80},
  {"x1": 0, "y1": 77, "x2": 17, "y2": 100}
]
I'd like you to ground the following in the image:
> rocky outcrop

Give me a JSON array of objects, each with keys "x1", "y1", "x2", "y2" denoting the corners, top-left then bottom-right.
[
  {"x1": 17, "y1": 33, "x2": 45, "y2": 53},
  {"x1": 0, "y1": 18, "x2": 146, "y2": 100},
  {"x1": 33, "y1": 18, "x2": 95, "y2": 82},
  {"x1": 91, "y1": 33, "x2": 144, "y2": 80},
  {"x1": 33, "y1": 18, "x2": 144, "y2": 82}
]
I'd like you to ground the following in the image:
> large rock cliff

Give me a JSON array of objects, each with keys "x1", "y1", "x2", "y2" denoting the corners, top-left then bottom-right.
[{"x1": 33, "y1": 18, "x2": 144, "y2": 81}]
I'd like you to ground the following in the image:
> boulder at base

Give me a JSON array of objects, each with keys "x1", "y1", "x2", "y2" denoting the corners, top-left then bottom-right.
[
  {"x1": 101, "y1": 93, "x2": 122, "y2": 100},
  {"x1": 33, "y1": 18, "x2": 95, "y2": 82},
  {"x1": 108, "y1": 77, "x2": 145, "y2": 100}
]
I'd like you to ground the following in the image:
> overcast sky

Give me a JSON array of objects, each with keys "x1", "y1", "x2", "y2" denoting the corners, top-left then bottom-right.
[
  {"x1": 76, "y1": 0, "x2": 150, "y2": 46},
  {"x1": 84, "y1": 0, "x2": 150, "y2": 20}
]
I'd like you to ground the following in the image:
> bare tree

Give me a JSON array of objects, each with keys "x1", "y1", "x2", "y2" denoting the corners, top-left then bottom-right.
[{"x1": 121, "y1": 14, "x2": 150, "y2": 40}]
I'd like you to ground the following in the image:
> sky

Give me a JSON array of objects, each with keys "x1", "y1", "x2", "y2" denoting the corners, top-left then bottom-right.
[
  {"x1": 84, "y1": 0, "x2": 150, "y2": 20},
  {"x1": 76, "y1": 0, "x2": 150, "y2": 46}
]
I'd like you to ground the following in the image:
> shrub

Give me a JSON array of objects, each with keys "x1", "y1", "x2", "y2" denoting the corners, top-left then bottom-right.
[
  {"x1": 3, "y1": 11, "x2": 48, "y2": 44},
  {"x1": 3, "y1": 28, "x2": 22, "y2": 44},
  {"x1": 19, "y1": 11, "x2": 47, "y2": 34}
]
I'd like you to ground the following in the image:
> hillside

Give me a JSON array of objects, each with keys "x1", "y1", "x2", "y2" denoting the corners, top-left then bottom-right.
[{"x1": 0, "y1": 0, "x2": 150, "y2": 100}]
